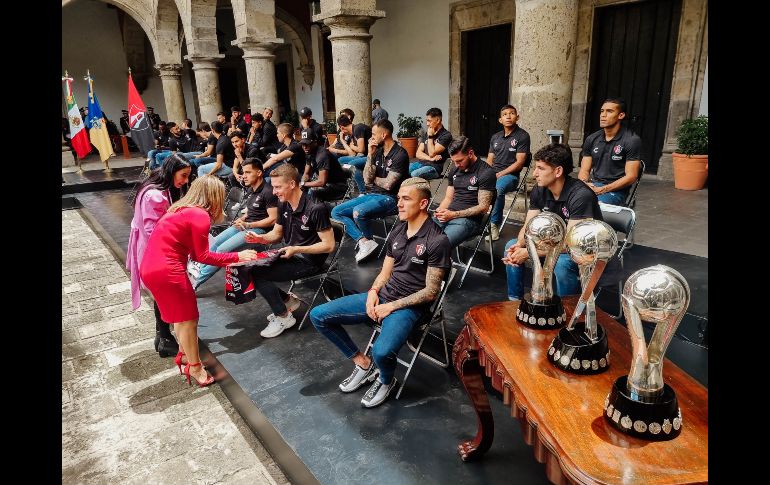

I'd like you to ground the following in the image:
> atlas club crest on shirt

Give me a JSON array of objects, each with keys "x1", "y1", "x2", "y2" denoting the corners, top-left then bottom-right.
[
  {"x1": 468, "y1": 175, "x2": 478, "y2": 191},
  {"x1": 411, "y1": 243, "x2": 426, "y2": 264},
  {"x1": 611, "y1": 144, "x2": 624, "y2": 160},
  {"x1": 301, "y1": 214, "x2": 310, "y2": 230}
]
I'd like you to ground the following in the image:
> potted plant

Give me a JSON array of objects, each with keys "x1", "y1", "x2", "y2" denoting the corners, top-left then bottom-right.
[
  {"x1": 672, "y1": 115, "x2": 708, "y2": 190},
  {"x1": 324, "y1": 118, "x2": 338, "y2": 146},
  {"x1": 396, "y1": 113, "x2": 422, "y2": 158}
]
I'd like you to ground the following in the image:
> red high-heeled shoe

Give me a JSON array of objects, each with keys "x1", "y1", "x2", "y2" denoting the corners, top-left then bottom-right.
[
  {"x1": 183, "y1": 362, "x2": 215, "y2": 387},
  {"x1": 174, "y1": 351, "x2": 186, "y2": 375}
]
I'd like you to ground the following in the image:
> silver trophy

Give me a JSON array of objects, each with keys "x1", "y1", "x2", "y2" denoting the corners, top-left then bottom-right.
[
  {"x1": 604, "y1": 265, "x2": 689, "y2": 440},
  {"x1": 515, "y1": 212, "x2": 567, "y2": 329},
  {"x1": 548, "y1": 220, "x2": 617, "y2": 374}
]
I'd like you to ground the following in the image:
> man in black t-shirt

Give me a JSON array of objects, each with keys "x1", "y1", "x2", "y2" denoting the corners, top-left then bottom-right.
[
  {"x1": 197, "y1": 121, "x2": 236, "y2": 177},
  {"x1": 226, "y1": 105, "x2": 250, "y2": 136},
  {"x1": 486, "y1": 104, "x2": 531, "y2": 241},
  {"x1": 311, "y1": 177, "x2": 452, "y2": 408},
  {"x1": 410, "y1": 107, "x2": 453, "y2": 180},
  {"x1": 182, "y1": 122, "x2": 216, "y2": 171},
  {"x1": 299, "y1": 106, "x2": 325, "y2": 143},
  {"x1": 578, "y1": 97, "x2": 642, "y2": 205},
  {"x1": 299, "y1": 132, "x2": 349, "y2": 202},
  {"x1": 260, "y1": 107, "x2": 281, "y2": 155},
  {"x1": 194, "y1": 158, "x2": 278, "y2": 288},
  {"x1": 433, "y1": 136, "x2": 497, "y2": 248},
  {"x1": 264, "y1": 122, "x2": 305, "y2": 178},
  {"x1": 331, "y1": 113, "x2": 372, "y2": 191},
  {"x1": 231, "y1": 131, "x2": 261, "y2": 183},
  {"x1": 503, "y1": 143, "x2": 603, "y2": 301},
  {"x1": 330, "y1": 119, "x2": 410, "y2": 263},
  {"x1": 244, "y1": 164, "x2": 336, "y2": 339}
]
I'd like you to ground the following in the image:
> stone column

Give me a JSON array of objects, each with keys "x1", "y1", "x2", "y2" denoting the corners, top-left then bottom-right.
[
  {"x1": 232, "y1": 38, "x2": 282, "y2": 113},
  {"x1": 509, "y1": 0, "x2": 579, "y2": 150},
  {"x1": 314, "y1": 4, "x2": 385, "y2": 125},
  {"x1": 185, "y1": 55, "x2": 225, "y2": 124},
  {"x1": 155, "y1": 64, "x2": 187, "y2": 123}
]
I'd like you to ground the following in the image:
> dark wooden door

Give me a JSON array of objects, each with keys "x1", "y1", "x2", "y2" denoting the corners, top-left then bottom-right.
[
  {"x1": 218, "y1": 67, "x2": 240, "y2": 113},
  {"x1": 275, "y1": 63, "x2": 291, "y2": 113},
  {"x1": 463, "y1": 23, "x2": 511, "y2": 152},
  {"x1": 585, "y1": 0, "x2": 682, "y2": 174}
]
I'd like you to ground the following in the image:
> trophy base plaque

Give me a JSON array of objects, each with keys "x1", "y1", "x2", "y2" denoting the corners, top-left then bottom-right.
[
  {"x1": 516, "y1": 294, "x2": 566, "y2": 329},
  {"x1": 547, "y1": 322, "x2": 609, "y2": 374},
  {"x1": 604, "y1": 375, "x2": 682, "y2": 441}
]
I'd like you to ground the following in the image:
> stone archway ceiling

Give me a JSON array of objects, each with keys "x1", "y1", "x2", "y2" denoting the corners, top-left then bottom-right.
[
  {"x1": 89, "y1": 0, "x2": 161, "y2": 63},
  {"x1": 275, "y1": 7, "x2": 314, "y2": 87}
]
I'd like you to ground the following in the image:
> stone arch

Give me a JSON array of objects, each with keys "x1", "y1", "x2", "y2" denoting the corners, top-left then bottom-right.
[
  {"x1": 275, "y1": 6, "x2": 315, "y2": 86},
  {"x1": 78, "y1": 0, "x2": 163, "y2": 63},
  {"x1": 154, "y1": 0, "x2": 184, "y2": 64},
  {"x1": 180, "y1": 0, "x2": 220, "y2": 58}
]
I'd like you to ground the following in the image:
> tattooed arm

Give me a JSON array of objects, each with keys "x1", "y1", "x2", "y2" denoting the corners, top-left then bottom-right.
[
  {"x1": 374, "y1": 170, "x2": 402, "y2": 191},
  {"x1": 373, "y1": 266, "x2": 446, "y2": 321},
  {"x1": 363, "y1": 152, "x2": 376, "y2": 185},
  {"x1": 445, "y1": 189, "x2": 494, "y2": 220}
]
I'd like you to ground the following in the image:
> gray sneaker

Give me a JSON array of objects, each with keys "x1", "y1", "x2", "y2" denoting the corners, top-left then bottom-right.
[
  {"x1": 486, "y1": 223, "x2": 500, "y2": 242},
  {"x1": 339, "y1": 362, "x2": 379, "y2": 393},
  {"x1": 361, "y1": 377, "x2": 398, "y2": 408}
]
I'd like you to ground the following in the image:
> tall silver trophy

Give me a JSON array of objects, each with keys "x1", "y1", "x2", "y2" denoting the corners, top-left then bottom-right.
[
  {"x1": 548, "y1": 220, "x2": 617, "y2": 374},
  {"x1": 604, "y1": 265, "x2": 689, "y2": 441},
  {"x1": 516, "y1": 212, "x2": 568, "y2": 329}
]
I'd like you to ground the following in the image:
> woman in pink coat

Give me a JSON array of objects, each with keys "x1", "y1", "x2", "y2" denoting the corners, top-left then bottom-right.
[
  {"x1": 127, "y1": 154, "x2": 191, "y2": 357},
  {"x1": 140, "y1": 176, "x2": 257, "y2": 386}
]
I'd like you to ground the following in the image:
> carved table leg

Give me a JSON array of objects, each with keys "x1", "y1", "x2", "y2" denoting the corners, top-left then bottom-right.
[{"x1": 453, "y1": 325, "x2": 494, "y2": 461}]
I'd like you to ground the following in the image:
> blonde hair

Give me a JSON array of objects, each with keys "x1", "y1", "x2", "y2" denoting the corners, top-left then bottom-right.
[
  {"x1": 400, "y1": 177, "x2": 432, "y2": 201},
  {"x1": 271, "y1": 163, "x2": 300, "y2": 184},
  {"x1": 168, "y1": 175, "x2": 226, "y2": 223}
]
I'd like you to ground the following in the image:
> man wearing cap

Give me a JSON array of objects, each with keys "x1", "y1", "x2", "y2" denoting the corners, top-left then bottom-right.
[
  {"x1": 409, "y1": 107, "x2": 453, "y2": 181},
  {"x1": 147, "y1": 107, "x2": 161, "y2": 130},
  {"x1": 331, "y1": 119, "x2": 410, "y2": 263},
  {"x1": 578, "y1": 97, "x2": 642, "y2": 205},
  {"x1": 244, "y1": 163, "x2": 336, "y2": 338},
  {"x1": 119, "y1": 109, "x2": 130, "y2": 135},
  {"x1": 310, "y1": 177, "x2": 451, "y2": 408},
  {"x1": 371, "y1": 99, "x2": 388, "y2": 124},
  {"x1": 226, "y1": 106, "x2": 250, "y2": 136},
  {"x1": 299, "y1": 131, "x2": 349, "y2": 202},
  {"x1": 299, "y1": 107, "x2": 325, "y2": 143}
]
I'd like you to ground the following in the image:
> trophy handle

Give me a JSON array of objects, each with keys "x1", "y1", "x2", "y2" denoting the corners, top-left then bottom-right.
[
  {"x1": 526, "y1": 237, "x2": 547, "y2": 302},
  {"x1": 622, "y1": 293, "x2": 653, "y2": 397}
]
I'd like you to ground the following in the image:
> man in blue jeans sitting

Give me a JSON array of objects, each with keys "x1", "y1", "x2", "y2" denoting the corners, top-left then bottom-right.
[
  {"x1": 194, "y1": 158, "x2": 278, "y2": 289},
  {"x1": 578, "y1": 97, "x2": 642, "y2": 205},
  {"x1": 331, "y1": 119, "x2": 410, "y2": 263},
  {"x1": 485, "y1": 104, "x2": 531, "y2": 241},
  {"x1": 332, "y1": 113, "x2": 371, "y2": 192},
  {"x1": 502, "y1": 143, "x2": 603, "y2": 300},
  {"x1": 310, "y1": 177, "x2": 451, "y2": 408},
  {"x1": 433, "y1": 136, "x2": 496, "y2": 248}
]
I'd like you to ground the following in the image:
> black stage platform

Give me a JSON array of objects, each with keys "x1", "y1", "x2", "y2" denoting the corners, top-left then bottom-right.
[{"x1": 70, "y1": 188, "x2": 708, "y2": 485}]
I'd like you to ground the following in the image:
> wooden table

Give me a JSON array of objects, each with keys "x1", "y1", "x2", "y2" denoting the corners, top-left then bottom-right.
[{"x1": 453, "y1": 297, "x2": 708, "y2": 484}]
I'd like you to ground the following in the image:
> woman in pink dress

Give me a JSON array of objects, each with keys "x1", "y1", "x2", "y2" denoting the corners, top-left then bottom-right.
[
  {"x1": 140, "y1": 176, "x2": 257, "y2": 387},
  {"x1": 126, "y1": 154, "x2": 191, "y2": 357}
]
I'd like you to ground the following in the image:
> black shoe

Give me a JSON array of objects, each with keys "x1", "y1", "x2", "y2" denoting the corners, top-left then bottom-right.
[
  {"x1": 154, "y1": 333, "x2": 160, "y2": 352},
  {"x1": 157, "y1": 337, "x2": 179, "y2": 358}
]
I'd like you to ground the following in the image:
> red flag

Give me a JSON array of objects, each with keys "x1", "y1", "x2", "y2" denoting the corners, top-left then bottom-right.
[
  {"x1": 62, "y1": 74, "x2": 92, "y2": 159},
  {"x1": 127, "y1": 73, "x2": 155, "y2": 156}
]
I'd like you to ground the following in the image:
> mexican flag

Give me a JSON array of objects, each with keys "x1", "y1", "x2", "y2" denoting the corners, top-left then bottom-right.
[{"x1": 62, "y1": 73, "x2": 92, "y2": 159}]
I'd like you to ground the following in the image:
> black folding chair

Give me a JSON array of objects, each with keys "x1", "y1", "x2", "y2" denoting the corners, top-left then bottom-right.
[
  {"x1": 363, "y1": 267, "x2": 457, "y2": 399},
  {"x1": 499, "y1": 161, "x2": 532, "y2": 228},
  {"x1": 453, "y1": 209, "x2": 496, "y2": 288},
  {"x1": 596, "y1": 204, "x2": 636, "y2": 319},
  {"x1": 288, "y1": 220, "x2": 347, "y2": 330},
  {"x1": 209, "y1": 185, "x2": 247, "y2": 236}
]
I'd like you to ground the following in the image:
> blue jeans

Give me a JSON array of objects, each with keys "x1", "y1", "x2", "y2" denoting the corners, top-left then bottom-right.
[
  {"x1": 339, "y1": 156, "x2": 368, "y2": 192},
  {"x1": 331, "y1": 194, "x2": 398, "y2": 241},
  {"x1": 433, "y1": 216, "x2": 482, "y2": 248},
  {"x1": 196, "y1": 226, "x2": 266, "y2": 286},
  {"x1": 148, "y1": 150, "x2": 171, "y2": 170},
  {"x1": 310, "y1": 292, "x2": 423, "y2": 385},
  {"x1": 490, "y1": 174, "x2": 519, "y2": 226},
  {"x1": 504, "y1": 238, "x2": 581, "y2": 300},
  {"x1": 592, "y1": 181, "x2": 628, "y2": 205},
  {"x1": 153, "y1": 150, "x2": 175, "y2": 168},
  {"x1": 197, "y1": 162, "x2": 234, "y2": 177},
  {"x1": 409, "y1": 162, "x2": 441, "y2": 180},
  {"x1": 179, "y1": 151, "x2": 203, "y2": 162}
]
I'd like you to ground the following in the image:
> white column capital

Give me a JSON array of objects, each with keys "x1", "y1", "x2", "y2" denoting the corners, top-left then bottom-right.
[
  {"x1": 231, "y1": 37, "x2": 283, "y2": 60},
  {"x1": 154, "y1": 63, "x2": 183, "y2": 80},
  {"x1": 184, "y1": 55, "x2": 225, "y2": 71}
]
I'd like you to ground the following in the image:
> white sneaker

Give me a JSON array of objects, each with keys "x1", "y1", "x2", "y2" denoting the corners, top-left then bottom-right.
[
  {"x1": 355, "y1": 239, "x2": 379, "y2": 263},
  {"x1": 339, "y1": 362, "x2": 379, "y2": 393},
  {"x1": 260, "y1": 313, "x2": 296, "y2": 338},
  {"x1": 361, "y1": 377, "x2": 398, "y2": 408}
]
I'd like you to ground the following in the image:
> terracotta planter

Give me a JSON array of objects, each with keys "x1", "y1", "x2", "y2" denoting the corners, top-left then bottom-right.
[
  {"x1": 326, "y1": 134, "x2": 337, "y2": 146},
  {"x1": 672, "y1": 153, "x2": 708, "y2": 190},
  {"x1": 398, "y1": 137, "x2": 418, "y2": 158}
]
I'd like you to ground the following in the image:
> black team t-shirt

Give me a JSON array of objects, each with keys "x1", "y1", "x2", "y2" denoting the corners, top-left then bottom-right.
[
  {"x1": 244, "y1": 181, "x2": 279, "y2": 223},
  {"x1": 306, "y1": 148, "x2": 347, "y2": 184},
  {"x1": 367, "y1": 143, "x2": 410, "y2": 197},
  {"x1": 488, "y1": 125, "x2": 531, "y2": 173},
  {"x1": 529, "y1": 176, "x2": 603, "y2": 223},
  {"x1": 447, "y1": 158, "x2": 497, "y2": 223},
  {"x1": 277, "y1": 192, "x2": 332, "y2": 268}
]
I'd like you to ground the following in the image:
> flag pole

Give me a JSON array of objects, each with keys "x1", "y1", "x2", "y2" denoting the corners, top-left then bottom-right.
[{"x1": 62, "y1": 70, "x2": 84, "y2": 174}]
